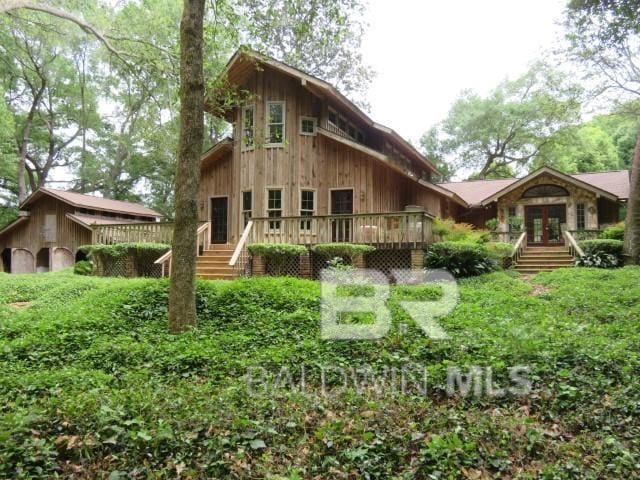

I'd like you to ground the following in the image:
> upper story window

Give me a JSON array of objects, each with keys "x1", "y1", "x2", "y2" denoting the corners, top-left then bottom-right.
[
  {"x1": 242, "y1": 105, "x2": 255, "y2": 149},
  {"x1": 300, "y1": 116, "x2": 317, "y2": 136},
  {"x1": 266, "y1": 101, "x2": 285, "y2": 146}
]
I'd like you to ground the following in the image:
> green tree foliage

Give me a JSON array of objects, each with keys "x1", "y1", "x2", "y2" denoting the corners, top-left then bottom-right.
[
  {"x1": 239, "y1": 0, "x2": 374, "y2": 108},
  {"x1": 425, "y1": 63, "x2": 582, "y2": 179}
]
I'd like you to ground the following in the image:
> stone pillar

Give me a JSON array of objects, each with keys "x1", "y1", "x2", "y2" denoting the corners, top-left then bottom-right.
[
  {"x1": 410, "y1": 249, "x2": 424, "y2": 270},
  {"x1": 252, "y1": 255, "x2": 265, "y2": 276},
  {"x1": 124, "y1": 255, "x2": 136, "y2": 277},
  {"x1": 299, "y1": 252, "x2": 312, "y2": 278}
]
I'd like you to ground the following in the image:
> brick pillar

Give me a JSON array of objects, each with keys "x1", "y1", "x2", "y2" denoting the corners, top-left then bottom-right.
[
  {"x1": 352, "y1": 254, "x2": 366, "y2": 269},
  {"x1": 299, "y1": 252, "x2": 312, "y2": 278},
  {"x1": 410, "y1": 249, "x2": 424, "y2": 270},
  {"x1": 252, "y1": 255, "x2": 265, "y2": 276},
  {"x1": 124, "y1": 255, "x2": 136, "y2": 277}
]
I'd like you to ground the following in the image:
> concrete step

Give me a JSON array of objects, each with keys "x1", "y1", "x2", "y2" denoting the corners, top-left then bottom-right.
[
  {"x1": 519, "y1": 254, "x2": 573, "y2": 259},
  {"x1": 524, "y1": 248, "x2": 570, "y2": 253}
]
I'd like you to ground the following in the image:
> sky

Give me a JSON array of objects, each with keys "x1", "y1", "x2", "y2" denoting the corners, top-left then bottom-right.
[{"x1": 360, "y1": 0, "x2": 567, "y2": 145}]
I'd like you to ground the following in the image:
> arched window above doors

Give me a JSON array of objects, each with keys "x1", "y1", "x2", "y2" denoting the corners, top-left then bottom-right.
[{"x1": 521, "y1": 184, "x2": 569, "y2": 198}]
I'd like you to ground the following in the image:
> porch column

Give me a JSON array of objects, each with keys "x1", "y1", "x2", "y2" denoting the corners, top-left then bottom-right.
[
  {"x1": 352, "y1": 254, "x2": 366, "y2": 269},
  {"x1": 410, "y1": 249, "x2": 424, "y2": 270}
]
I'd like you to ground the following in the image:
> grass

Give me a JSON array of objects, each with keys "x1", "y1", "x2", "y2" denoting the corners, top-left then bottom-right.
[{"x1": 0, "y1": 268, "x2": 639, "y2": 478}]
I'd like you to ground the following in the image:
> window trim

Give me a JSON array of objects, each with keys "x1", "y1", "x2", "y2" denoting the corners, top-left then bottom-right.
[
  {"x1": 242, "y1": 190, "x2": 252, "y2": 227},
  {"x1": 299, "y1": 188, "x2": 316, "y2": 232},
  {"x1": 241, "y1": 104, "x2": 255, "y2": 150},
  {"x1": 265, "y1": 187, "x2": 284, "y2": 231},
  {"x1": 576, "y1": 202, "x2": 586, "y2": 230},
  {"x1": 299, "y1": 116, "x2": 317, "y2": 136},
  {"x1": 265, "y1": 101, "x2": 285, "y2": 147}
]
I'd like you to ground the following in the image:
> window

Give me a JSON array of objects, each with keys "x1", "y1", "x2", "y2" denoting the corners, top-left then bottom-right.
[
  {"x1": 508, "y1": 205, "x2": 517, "y2": 218},
  {"x1": 242, "y1": 191, "x2": 252, "y2": 227},
  {"x1": 267, "y1": 189, "x2": 282, "y2": 229},
  {"x1": 328, "y1": 109, "x2": 338, "y2": 127},
  {"x1": 266, "y1": 101, "x2": 285, "y2": 145},
  {"x1": 242, "y1": 105, "x2": 255, "y2": 149},
  {"x1": 326, "y1": 106, "x2": 365, "y2": 144},
  {"x1": 300, "y1": 116, "x2": 317, "y2": 136},
  {"x1": 576, "y1": 203, "x2": 586, "y2": 230},
  {"x1": 521, "y1": 184, "x2": 569, "y2": 198},
  {"x1": 300, "y1": 190, "x2": 315, "y2": 230}
]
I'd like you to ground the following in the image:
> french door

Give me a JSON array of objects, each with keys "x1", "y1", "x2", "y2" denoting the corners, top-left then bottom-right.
[{"x1": 525, "y1": 205, "x2": 565, "y2": 246}]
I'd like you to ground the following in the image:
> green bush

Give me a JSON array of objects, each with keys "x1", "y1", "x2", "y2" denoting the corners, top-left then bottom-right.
[
  {"x1": 248, "y1": 243, "x2": 308, "y2": 275},
  {"x1": 579, "y1": 239, "x2": 624, "y2": 259},
  {"x1": 432, "y1": 217, "x2": 490, "y2": 243},
  {"x1": 508, "y1": 216, "x2": 524, "y2": 232},
  {"x1": 80, "y1": 243, "x2": 170, "y2": 277},
  {"x1": 73, "y1": 260, "x2": 93, "y2": 275},
  {"x1": 485, "y1": 217, "x2": 498, "y2": 232},
  {"x1": 575, "y1": 251, "x2": 620, "y2": 268},
  {"x1": 425, "y1": 241, "x2": 496, "y2": 277},
  {"x1": 485, "y1": 242, "x2": 514, "y2": 269},
  {"x1": 600, "y1": 222, "x2": 625, "y2": 241},
  {"x1": 311, "y1": 243, "x2": 375, "y2": 263}
]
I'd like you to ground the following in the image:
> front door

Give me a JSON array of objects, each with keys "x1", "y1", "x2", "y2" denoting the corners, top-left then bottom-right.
[
  {"x1": 210, "y1": 197, "x2": 228, "y2": 244},
  {"x1": 331, "y1": 189, "x2": 353, "y2": 242},
  {"x1": 525, "y1": 205, "x2": 565, "y2": 246}
]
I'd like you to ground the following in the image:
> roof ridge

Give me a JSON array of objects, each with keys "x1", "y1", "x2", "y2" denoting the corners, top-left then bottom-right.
[{"x1": 571, "y1": 169, "x2": 629, "y2": 175}]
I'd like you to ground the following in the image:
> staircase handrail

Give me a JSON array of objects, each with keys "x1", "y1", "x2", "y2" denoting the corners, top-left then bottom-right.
[
  {"x1": 154, "y1": 222, "x2": 210, "y2": 276},
  {"x1": 510, "y1": 231, "x2": 527, "y2": 263},
  {"x1": 230, "y1": 220, "x2": 253, "y2": 266},
  {"x1": 563, "y1": 230, "x2": 584, "y2": 258}
]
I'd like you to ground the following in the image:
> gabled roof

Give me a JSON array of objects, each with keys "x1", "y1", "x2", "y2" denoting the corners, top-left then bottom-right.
[
  {"x1": 200, "y1": 137, "x2": 233, "y2": 170},
  {"x1": 20, "y1": 188, "x2": 163, "y2": 217},
  {"x1": 210, "y1": 48, "x2": 439, "y2": 174},
  {"x1": 438, "y1": 168, "x2": 629, "y2": 206}
]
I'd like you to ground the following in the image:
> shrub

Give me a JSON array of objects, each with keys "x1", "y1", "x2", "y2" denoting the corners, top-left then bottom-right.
[
  {"x1": 80, "y1": 243, "x2": 170, "y2": 277},
  {"x1": 579, "y1": 239, "x2": 624, "y2": 259},
  {"x1": 311, "y1": 243, "x2": 375, "y2": 263},
  {"x1": 485, "y1": 218, "x2": 498, "y2": 232},
  {"x1": 73, "y1": 260, "x2": 93, "y2": 275},
  {"x1": 575, "y1": 251, "x2": 620, "y2": 269},
  {"x1": 425, "y1": 241, "x2": 496, "y2": 277},
  {"x1": 432, "y1": 217, "x2": 490, "y2": 244},
  {"x1": 247, "y1": 243, "x2": 308, "y2": 276},
  {"x1": 600, "y1": 222, "x2": 625, "y2": 241},
  {"x1": 485, "y1": 242, "x2": 514, "y2": 269}
]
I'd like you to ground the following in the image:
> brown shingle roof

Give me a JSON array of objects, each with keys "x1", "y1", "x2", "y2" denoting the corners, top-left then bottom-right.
[
  {"x1": 437, "y1": 178, "x2": 517, "y2": 206},
  {"x1": 572, "y1": 170, "x2": 630, "y2": 199},
  {"x1": 66, "y1": 213, "x2": 150, "y2": 228},
  {"x1": 22, "y1": 188, "x2": 163, "y2": 217},
  {"x1": 438, "y1": 170, "x2": 630, "y2": 205}
]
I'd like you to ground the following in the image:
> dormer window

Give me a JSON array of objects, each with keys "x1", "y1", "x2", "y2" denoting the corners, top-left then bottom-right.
[
  {"x1": 242, "y1": 105, "x2": 255, "y2": 149},
  {"x1": 266, "y1": 101, "x2": 285, "y2": 146},
  {"x1": 300, "y1": 116, "x2": 317, "y2": 136}
]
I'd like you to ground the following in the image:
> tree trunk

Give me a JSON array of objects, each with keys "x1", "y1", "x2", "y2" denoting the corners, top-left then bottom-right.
[
  {"x1": 624, "y1": 130, "x2": 640, "y2": 264},
  {"x1": 168, "y1": 0, "x2": 205, "y2": 333}
]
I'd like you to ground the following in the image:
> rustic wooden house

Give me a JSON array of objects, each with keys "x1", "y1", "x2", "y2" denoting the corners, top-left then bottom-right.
[
  {"x1": 155, "y1": 49, "x2": 630, "y2": 279},
  {"x1": 0, "y1": 188, "x2": 162, "y2": 274}
]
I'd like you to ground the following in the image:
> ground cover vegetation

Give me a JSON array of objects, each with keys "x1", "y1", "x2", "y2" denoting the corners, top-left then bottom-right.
[{"x1": 1, "y1": 268, "x2": 639, "y2": 478}]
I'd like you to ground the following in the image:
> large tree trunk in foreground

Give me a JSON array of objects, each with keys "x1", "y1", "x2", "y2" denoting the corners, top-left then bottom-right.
[
  {"x1": 168, "y1": 0, "x2": 205, "y2": 333},
  {"x1": 624, "y1": 130, "x2": 640, "y2": 264}
]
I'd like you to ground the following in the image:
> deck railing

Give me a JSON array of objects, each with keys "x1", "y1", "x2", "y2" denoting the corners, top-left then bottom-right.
[
  {"x1": 563, "y1": 230, "x2": 584, "y2": 259},
  {"x1": 155, "y1": 222, "x2": 210, "y2": 276},
  {"x1": 250, "y1": 211, "x2": 433, "y2": 248},
  {"x1": 510, "y1": 231, "x2": 527, "y2": 264},
  {"x1": 229, "y1": 220, "x2": 253, "y2": 276},
  {"x1": 92, "y1": 222, "x2": 174, "y2": 245}
]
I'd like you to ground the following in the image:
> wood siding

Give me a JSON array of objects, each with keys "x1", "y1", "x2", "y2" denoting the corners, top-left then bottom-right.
[
  {"x1": 0, "y1": 197, "x2": 92, "y2": 272},
  {"x1": 198, "y1": 66, "x2": 446, "y2": 243}
]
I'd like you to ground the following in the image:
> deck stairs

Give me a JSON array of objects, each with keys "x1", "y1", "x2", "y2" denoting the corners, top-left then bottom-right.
[
  {"x1": 196, "y1": 243, "x2": 237, "y2": 280},
  {"x1": 514, "y1": 246, "x2": 574, "y2": 274}
]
